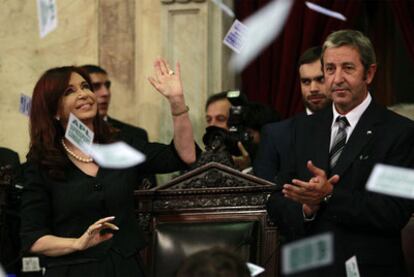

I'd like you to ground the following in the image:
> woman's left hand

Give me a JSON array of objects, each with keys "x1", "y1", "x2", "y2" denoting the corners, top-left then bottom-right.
[
  {"x1": 148, "y1": 58, "x2": 183, "y2": 100},
  {"x1": 73, "y1": 216, "x2": 119, "y2": 251}
]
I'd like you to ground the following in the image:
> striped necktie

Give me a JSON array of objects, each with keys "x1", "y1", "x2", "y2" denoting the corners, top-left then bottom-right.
[{"x1": 329, "y1": 116, "x2": 349, "y2": 169}]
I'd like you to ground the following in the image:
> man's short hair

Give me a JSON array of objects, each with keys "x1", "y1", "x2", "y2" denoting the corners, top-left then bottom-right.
[
  {"x1": 322, "y1": 29, "x2": 376, "y2": 73},
  {"x1": 244, "y1": 102, "x2": 280, "y2": 131},
  {"x1": 298, "y1": 46, "x2": 322, "y2": 68},
  {"x1": 177, "y1": 247, "x2": 250, "y2": 277},
  {"x1": 80, "y1": 64, "x2": 108, "y2": 75},
  {"x1": 205, "y1": 91, "x2": 230, "y2": 111}
]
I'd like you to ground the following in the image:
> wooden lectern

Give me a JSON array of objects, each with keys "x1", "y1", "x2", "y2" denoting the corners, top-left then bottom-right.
[{"x1": 134, "y1": 162, "x2": 280, "y2": 277}]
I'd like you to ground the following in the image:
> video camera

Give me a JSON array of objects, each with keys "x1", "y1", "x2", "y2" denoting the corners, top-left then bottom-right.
[{"x1": 203, "y1": 90, "x2": 253, "y2": 156}]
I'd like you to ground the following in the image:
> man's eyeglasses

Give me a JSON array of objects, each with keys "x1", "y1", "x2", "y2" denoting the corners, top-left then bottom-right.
[{"x1": 92, "y1": 81, "x2": 111, "y2": 91}]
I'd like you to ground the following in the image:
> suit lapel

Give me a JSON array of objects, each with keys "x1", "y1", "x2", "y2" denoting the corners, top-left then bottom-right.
[
  {"x1": 312, "y1": 108, "x2": 333, "y2": 172},
  {"x1": 332, "y1": 101, "x2": 382, "y2": 176}
]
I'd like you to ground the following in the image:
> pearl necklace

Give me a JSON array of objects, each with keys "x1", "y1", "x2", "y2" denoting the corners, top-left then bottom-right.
[{"x1": 61, "y1": 139, "x2": 93, "y2": 163}]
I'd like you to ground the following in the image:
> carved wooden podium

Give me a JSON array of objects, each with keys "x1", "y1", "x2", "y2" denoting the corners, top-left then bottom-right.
[{"x1": 134, "y1": 162, "x2": 280, "y2": 277}]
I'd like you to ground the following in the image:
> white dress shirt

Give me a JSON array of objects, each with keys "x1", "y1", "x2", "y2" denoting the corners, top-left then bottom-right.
[{"x1": 329, "y1": 93, "x2": 372, "y2": 150}]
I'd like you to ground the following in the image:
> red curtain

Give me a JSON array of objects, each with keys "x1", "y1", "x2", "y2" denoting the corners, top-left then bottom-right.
[
  {"x1": 391, "y1": 0, "x2": 414, "y2": 63},
  {"x1": 235, "y1": 0, "x2": 360, "y2": 118}
]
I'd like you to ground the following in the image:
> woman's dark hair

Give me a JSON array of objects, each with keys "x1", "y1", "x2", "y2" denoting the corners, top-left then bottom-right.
[{"x1": 27, "y1": 66, "x2": 114, "y2": 179}]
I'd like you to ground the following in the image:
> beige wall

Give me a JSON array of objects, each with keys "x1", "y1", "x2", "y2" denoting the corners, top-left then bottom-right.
[
  {"x1": 0, "y1": 0, "x2": 99, "y2": 160},
  {"x1": 0, "y1": 0, "x2": 234, "y2": 162},
  {"x1": 133, "y1": 0, "x2": 234, "y2": 147}
]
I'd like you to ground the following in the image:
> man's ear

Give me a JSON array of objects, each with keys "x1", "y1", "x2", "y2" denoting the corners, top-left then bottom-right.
[{"x1": 365, "y1": 64, "x2": 377, "y2": 85}]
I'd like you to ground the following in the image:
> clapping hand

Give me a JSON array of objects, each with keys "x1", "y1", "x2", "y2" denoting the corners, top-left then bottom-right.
[{"x1": 283, "y1": 161, "x2": 340, "y2": 206}]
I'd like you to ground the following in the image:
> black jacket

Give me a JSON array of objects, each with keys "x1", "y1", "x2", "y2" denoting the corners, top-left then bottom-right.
[
  {"x1": 21, "y1": 136, "x2": 187, "y2": 270},
  {"x1": 267, "y1": 101, "x2": 414, "y2": 276}
]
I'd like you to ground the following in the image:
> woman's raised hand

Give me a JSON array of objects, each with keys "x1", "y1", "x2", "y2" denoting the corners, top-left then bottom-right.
[
  {"x1": 73, "y1": 216, "x2": 119, "y2": 251},
  {"x1": 148, "y1": 58, "x2": 183, "y2": 100}
]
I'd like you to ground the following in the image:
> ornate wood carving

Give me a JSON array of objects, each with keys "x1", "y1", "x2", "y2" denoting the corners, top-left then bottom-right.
[
  {"x1": 153, "y1": 193, "x2": 270, "y2": 211},
  {"x1": 137, "y1": 212, "x2": 152, "y2": 232},
  {"x1": 136, "y1": 162, "x2": 276, "y2": 212},
  {"x1": 135, "y1": 162, "x2": 279, "y2": 277},
  {"x1": 171, "y1": 168, "x2": 252, "y2": 189}
]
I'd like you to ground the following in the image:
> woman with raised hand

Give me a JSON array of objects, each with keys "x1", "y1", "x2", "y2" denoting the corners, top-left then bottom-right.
[{"x1": 20, "y1": 59, "x2": 195, "y2": 276}]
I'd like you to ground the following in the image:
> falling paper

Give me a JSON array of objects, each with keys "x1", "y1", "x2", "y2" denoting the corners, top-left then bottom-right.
[
  {"x1": 37, "y1": 0, "x2": 58, "y2": 38},
  {"x1": 247, "y1": 262, "x2": 265, "y2": 276},
  {"x1": 223, "y1": 20, "x2": 248, "y2": 53},
  {"x1": 305, "y1": 2, "x2": 346, "y2": 21},
  {"x1": 65, "y1": 113, "x2": 94, "y2": 155},
  {"x1": 282, "y1": 233, "x2": 334, "y2": 275},
  {"x1": 22, "y1": 257, "x2": 41, "y2": 272},
  {"x1": 229, "y1": 0, "x2": 294, "y2": 72},
  {"x1": 345, "y1": 256, "x2": 360, "y2": 277},
  {"x1": 87, "y1": 142, "x2": 146, "y2": 169},
  {"x1": 211, "y1": 0, "x2": 235, "y2": 18},
  {"x1": 366, "y1": 164, "x2": 414, "y2": 199},
  {"x1": 19, "y1": 93, "x2": 32, "y2": 117}
]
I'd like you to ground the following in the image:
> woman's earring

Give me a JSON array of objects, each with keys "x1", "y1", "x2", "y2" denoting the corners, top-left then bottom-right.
[{"x1": 55, "y1": 115, "x2": 60, "y2": 121}]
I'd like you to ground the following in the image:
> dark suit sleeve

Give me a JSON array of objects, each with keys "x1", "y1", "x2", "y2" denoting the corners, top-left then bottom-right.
[
  {"x1": 322, "y1": 123, "x2": 414, "y2": 234},
  {"x1": 107, "y1": 117, "x2": 148, "y2": 142},
  {"x1": 130, "y1": 137, "x2": 189, "y2": 174},
  {"x1": 131, "y1": 127, "x2": 148, "y2": 142},
  {"x1": 0, "y1": 147, "x2": 20, "y2": 168},
  {"x1": 253, "y1": 124, "x2": 281, "y2": 182},
  {"x1": 20, "y1": 163, "x2": 52, "y2": 253},
  {"x1": 265, "y1": 120, "x2": 307, "y2": 242},
  {"x1": 266, "y1": 193, "x2": 306, "y2": 242}
]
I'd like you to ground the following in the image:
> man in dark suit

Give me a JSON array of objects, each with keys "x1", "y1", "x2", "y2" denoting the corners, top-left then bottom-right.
[
  {"x1": 267, "y1": 30, "x2": 414, "y2": 276},
  {"x1": 80, "y1": 65, "x2": 156, "y2": 187},
  {"x1": 254, "y1": 46, "x2": 330, "y2": 182}
]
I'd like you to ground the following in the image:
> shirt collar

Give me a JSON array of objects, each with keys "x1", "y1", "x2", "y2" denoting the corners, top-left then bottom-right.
[
  {"x1": 332, "y1": 93, "x2": 372, "y2": 129},
  {"x1": 306, "y1": 108, "x2": 313, "y2": 116}
]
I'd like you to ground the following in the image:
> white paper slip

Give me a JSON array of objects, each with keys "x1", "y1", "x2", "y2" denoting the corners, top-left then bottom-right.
[
  {"x1": 37, "y1": 0, "x2": 58, "y2": 38},
  {"x1": 22, "y1": 257, "x2": 41, "y2": 272},
  {"x1": 19, "y1": 93, "x2": 32, "y2": 117},
  {"x1": 65, "y1": 113, "x2": 94, "y2": 155},
  {"x1": 229, "y1": 0, "x2": 294, "y2": 72},
  {"x1": 211, "y1": 0, "x2": 235, "y2": 18},
  {"x1": 366, "y1": 164, "x2": 414, "y2": 199},
  {"x1": 87, "y1": 142, "x2": 146, "y2": 169},
  {"x1": 223, "y1": 20, "x2": 248, "y2": 53},
  {"x1": 305, "y1": 2, "x2": 346, "y2": 21},
  {"x1": 282, "y1": 233, "x2": 334, "y2": 275},
  {"x1": 345, "y1": 256, "x2": 360, "y2": 277},
  {"x1": 247, "y1": 262, "x2": 265, "y2": 276}
]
